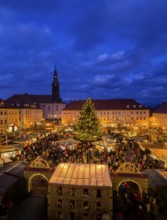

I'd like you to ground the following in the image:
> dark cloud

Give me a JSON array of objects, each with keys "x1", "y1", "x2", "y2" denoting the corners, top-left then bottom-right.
[{"x1": 0, "y1": 0, "x2": 167, "y2": 106}]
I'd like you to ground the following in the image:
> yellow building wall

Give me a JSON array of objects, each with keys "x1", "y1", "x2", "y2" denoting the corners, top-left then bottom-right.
[
  {"x1": 62, "y1": 109, "x2": 150, "y2": 128},
  {"x1": 152, "y1": 113, "x2": 167, "y2": 128}
]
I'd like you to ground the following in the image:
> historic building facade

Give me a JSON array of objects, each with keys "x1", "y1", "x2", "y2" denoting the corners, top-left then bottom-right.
[
  {"x1": 152, "y1": 102, "x2": 167, "y2": 129},
  {"x1": 5, "y1": 68, "x2": 65, "y2": 127},
  {"x1": 62, "y1": 99, "x2": 150, "y2": 129},
  {"x1": 48, "y1": 163, "x2": 113, "y2": 220},
  {"x1": 0, "y1": 107, "x2": 20, "y2": 133}
]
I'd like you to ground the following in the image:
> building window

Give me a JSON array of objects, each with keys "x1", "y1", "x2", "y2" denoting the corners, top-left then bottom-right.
[
  {"x1": 96, "y1": 189, "x2": 101, "y2": 198},
  {"x1": 97, "y1": 202, "x2": 102, "y2": 210},
  {"x1": 57, "y1": 199, "x2": 62, "y2": 208},
  {"x1": 83, "y1": 213, "x2": 88, "y2": 220},
  {"x1": 69, "y1": 200, "x2": 75, "y2": 209},
  {"x1": 83, "y1": 201, "x2": 89, "y2": 210},
  {"x1": 97, "y1": 214, "x2": 102, "y2": 220},
  {"x1": 57, "y1": 186, "x2": 62, "y2": 195},
  {"x1": 70, "y1": 188, "x2": 75, "y2": 196},
  {"x1": 58, "y1": 211, "x2": 62, "y2": 220},
  {"x1": 83, "y1": 189, "x2": 88, "y2": 197},
  {"x1": 70, "y1": 212, "x2": 75, "y2": 220}
]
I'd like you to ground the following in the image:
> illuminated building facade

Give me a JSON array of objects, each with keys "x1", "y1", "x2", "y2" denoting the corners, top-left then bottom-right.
[
  {"x1": 0, "y1": 107, "x2": 20, "y2": 134},
  {"x1": 6, "y1": 68, "x2": 65, "y2": 120},
  {"x1": 19, "y1": 107, "x2": 43, "y2": 129},
  {"x1": 62, "y1": 99, "x2": 150, "y2": 129},
  {"x1": 48, "y1": 163, "x2": 113, "y2": 220},
  {"x1": 152, "y1": 102, "x2": 167, "y2": 129}
]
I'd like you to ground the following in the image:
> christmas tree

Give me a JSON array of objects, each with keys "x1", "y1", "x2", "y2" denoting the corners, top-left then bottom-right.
[{"x1": 75, "y1": 98, "x2": 102, "y2": 141}]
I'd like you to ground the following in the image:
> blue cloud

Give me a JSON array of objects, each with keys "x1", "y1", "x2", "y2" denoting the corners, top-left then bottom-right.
[{"x1": 0, "y1": 0, "x2": 167, "y2": 106}]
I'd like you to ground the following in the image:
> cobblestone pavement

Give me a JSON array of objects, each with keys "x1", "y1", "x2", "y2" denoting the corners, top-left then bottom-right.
[{"x1": 7, "y1": 196, "x2": 47, "y2": 220}]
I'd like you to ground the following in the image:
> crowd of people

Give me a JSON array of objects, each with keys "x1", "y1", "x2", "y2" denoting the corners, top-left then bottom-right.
[
  {"x1": 113, "y1": 186, "x2": 166, "y2": 220},
  {"x1": 11, "y1": 131, "x2": 166, "y2": 220},
  {"x1": 19, "y1": 131, "x2": 165, "y2": 173}
]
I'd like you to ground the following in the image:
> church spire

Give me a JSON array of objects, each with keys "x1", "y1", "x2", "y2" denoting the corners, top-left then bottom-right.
[{"x1": 52, "y1": 67, "x2": 62, "y2": 103}]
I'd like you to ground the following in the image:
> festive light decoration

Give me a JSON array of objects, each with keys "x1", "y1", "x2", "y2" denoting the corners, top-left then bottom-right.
[{"x1": 75, "y1": 98, "x2": 102, "y2": 141}]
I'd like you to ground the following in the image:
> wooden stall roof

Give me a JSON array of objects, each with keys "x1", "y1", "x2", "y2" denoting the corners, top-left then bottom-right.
[
  {"x1": 150, "y1": 148, "x2": 167, "y2": 162},
  {"x1": 160, "y1": 171, "x2": 167, "y2": 179},
  {"x1": 49, "y1": 163, "x2": 112, "y2": 187}
]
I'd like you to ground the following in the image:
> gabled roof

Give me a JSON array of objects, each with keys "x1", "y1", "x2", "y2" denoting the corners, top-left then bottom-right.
[
  {"x1": 63, "y1": 99, "x2": 148, "y2": 111},
  {"x1": 153, "y1": 102, "x2": 167, "y2": 114},
  {"x1": 6, "y1": 93, "x2": 52, "y2": 104},
  {"x1": 6, "y1": 93, "x2": 36, "y2": 105},
  {"x1": 49, "y1": 163, "x2": 112, "y2": 187},
  {"x1": 31, "y1": 95, "x2": 52, "y2": 103}
]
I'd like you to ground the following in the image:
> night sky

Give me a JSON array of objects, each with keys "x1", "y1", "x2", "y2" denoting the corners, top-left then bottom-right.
[{"x1": 0, "y1": 0, "x2": 167, "y2": 106}]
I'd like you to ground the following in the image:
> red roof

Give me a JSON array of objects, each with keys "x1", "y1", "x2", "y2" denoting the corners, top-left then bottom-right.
[
  {"x1": 31, "y1": 95, "x2": 52, "y2": 103},
  {"x1": 6, "y1": 93, "x2": 52, "y2": 104},
  {"x1": 63, "y1": 99, "x2": 148, "y2": 111}
]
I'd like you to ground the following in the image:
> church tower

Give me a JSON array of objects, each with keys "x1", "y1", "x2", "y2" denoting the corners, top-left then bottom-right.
[{"x1": 52, "y1": 67, "x2": 62, "y2": 103}]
